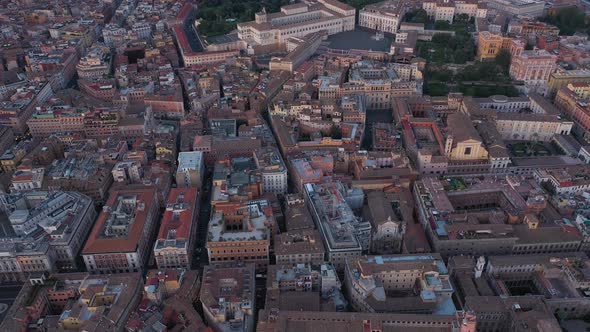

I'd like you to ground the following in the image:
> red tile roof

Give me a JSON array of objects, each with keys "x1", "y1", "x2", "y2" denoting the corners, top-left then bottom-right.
[
  {"x1": 157, "y1": 188, "x2": 198, "y2": 240},
  {"x1": 82, "y1": 188, "x2": 157, "y2": 254}
]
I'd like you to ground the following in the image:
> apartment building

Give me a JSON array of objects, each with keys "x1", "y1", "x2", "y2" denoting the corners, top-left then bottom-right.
[
  {"x1": 534, "y1": 166, "x2": 590, "y2": 195},
  {"x1": 153, "y1": 188, "x2": 198, "y2": 269},
  {"x1": 0, "y1": 191, "x2": 96, "y2": 282},
  {"x1": 175, "y1": 151, "x2": 204, "y2": 188},
  {"x1": 265, "y1": 263, "x2": 346, "y2": 312},
  {"x1": 547, "y1": 69, "x2": 590, "y2": 99},
  {"x1": 275, "y1": 229, "x2": 326, "y2": 265},
  {"x1": 254, "y1": 146, "x2": 288, "y2": 194},
  {"x1": 304, "y1": 182, "x2": 370, "y2": 270},
  {"x1": 201, "y1": 264, "x2": 255, "y2": 332},
  {"x1": 44, "y1": 156, "x2": 114, "y2": 204},
  {"x1": 345, "y1": 254, "x2": 455, "y2": 314},
  {"x1": 82, "y1": 188, "x2": 160, "y2": 274},
  {"x1": 206, "y1": 200, "x2": 276, "y2": 269},
  {"x1": 76, "y1": 46, "x2": 111, "y2": 79},
  {"x1": 0, "y1": 81, "x2": 53, "y2": 134},
  {"x1": 0, "y1": 273, "x2": 143, "y2": 331},
  {"x1": 555, "y1": 82, "x2": 590, "y2": 139}
]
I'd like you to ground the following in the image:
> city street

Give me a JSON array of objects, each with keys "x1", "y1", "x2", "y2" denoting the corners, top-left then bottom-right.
[
  {"x1": 192, "y1": 169, "x2": 213, "y2": 269},
  {"x1": 0, "y1": 283, "x2": 22, "y2": 323}
]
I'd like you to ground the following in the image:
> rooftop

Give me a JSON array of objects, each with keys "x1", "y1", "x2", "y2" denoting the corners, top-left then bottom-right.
[
  {"x1": 275, "y1": 229, "x2": 325, "y2": 257},
  {"x1": 304, "y1": 182, "x2": 368, "y2": 251},
  {"x1": 208, "y1": 200, "x2": 273, "y2": 242},
  {"x1": 154, "y1": 188, "x2": 197, "y2": 251},
  {"x1": 82, "y1": 188, "x2": 156, "y2": 254}
]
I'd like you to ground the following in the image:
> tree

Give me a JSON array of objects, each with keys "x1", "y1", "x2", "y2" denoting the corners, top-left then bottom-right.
[
  {"x1": 542, "y1": 6, "x2": 589, "y2": 35},
  {"x1": 455, "y1": 13, "x2": 470, "y2": 23},
  {"x1": 434, "y1": 20, "x2": 451, "y2": 30},
  {"x1": 431, "y1": 33, "x2": 451, "y2": 45},
  {"x1": 404, "y1": 9, "x2": 428, "y2": 24},
  {"x1": 495, "y1": 49, "x2": 511, "y2": 73},
  {"x1": 525, "y1": 42, "x2": 534, "y2": 50},
  {"x1": 330, "y1": 125, "x2": 342, "y2": 139}
]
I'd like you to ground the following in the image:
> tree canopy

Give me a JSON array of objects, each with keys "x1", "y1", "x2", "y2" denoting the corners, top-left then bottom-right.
[{"x1": 542, "y1": 7, "x2": 589, "y2": 35}]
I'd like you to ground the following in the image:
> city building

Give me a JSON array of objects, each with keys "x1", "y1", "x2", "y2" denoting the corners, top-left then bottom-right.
[
  {"x1": 111, "y1": 160, "x2": 142, "y2": 183},
  {"x1": 44, "y1": 156, "x2": 113, "y2": 204},
  {"x1": 466, "y1": 94, "x2": 573, "y2": 142},
  {"x1": 476, "y1": 32, "x2": 512, "y2": 61},
  {"x1": 76, "y1": 46, "x2": 111, "y2": 79},
  {"x1": 359, "y1": 1, "x2": 406, "y2": 34},
  {"x1": 509, "y1": 49, "x2": 558, "y2": 92},
  {"x1": 414, "y1": 176, "x2": 581, "y2": 258},
  {"x1": 318, "y1": 60, "x2": 422, "y2": 110},
  {"x1": 269, "y1": 32, "x2": 326, "y2": 72},
  {"x1": 27, "y1": 105, "x2": 121, "y2": 139},
  {"x1": 0, "y1": 125, "x2": 14, "y2": 156},
  {"x1": 547, "y1": 69, "x2": 590, "y2": 99},
  {"x1": 82, "y1": 188, "x2": 160, "y2": 274},
  {"x1": 127, "y1": 269, "x2": 204, "y2": 331},
  {"x1": 304, "y1": 182, "x2": 371, "y2": 270},
  {"x1": 284, "y1": 194, "x2": 316, "y2": 231},
  {"x1": 0, "y1": 140, "x2": 33, "y2": 172},
  {"x1": 0, "y1": 272, "x2": 143, "y2": 332},
  {"x1": 10, "y1": 164, "x2": 44, "y2": 191},
  {"x1": 555, "y1": 82, "x2": 590, "y2": 139},
  {"x1": 534, "y1": 166, "x2": 590, "y2": 195},
  {"x1": 206, "y1": 200, "x2": 276, "y2": 269},
  {"x1": 237, "y1": 0, "x2": 355, "y2": 46},
  {"x1": 0, "y1": 81, "x2": 54, "y2": 134},
  {"x1": 455, "y1": 253, "x2": 590, "y2": 328},
  {"x1": 345, "y1": 254, "x2": 456, "y2": 315},
  {"x1": 258, "y1": 306, "x2": 476, "y2": 332},
  {"x1": 275, "y1": 229, "x2": 326, "y2": 265},
  {"x1": 485, "y1": 0, "x2": 545, "y2": 16},
  {"x1": 265, "y1": 263, "x2": 346, "y2": 312},
  {"x1": 422, "y1": 0, "x2": 487, "y2": 24},
  {"x1": 211, "y1": 156, "x2": 263, "y2": 205},
  {"x1": 153, "y1": 188, "x2": 198, "y2": 269},
  {"x1": 200, "y1": 264, "x2": 255, "y2": 332},
  {"x1": 0, "y1": 191, "x2": 96, "y2": 281},
  {"x1": 465, "y1": 295, "x2": 561, "y2": 332},
  {"x1": 254, "y1": 146, "x2": 288, "y2": 194},
  {"x1": 364, "y1": 190, "x2": 406, "y2": 254},
  {"x1": 176, "y1": 151, "x2": 204, "y2": 188}
]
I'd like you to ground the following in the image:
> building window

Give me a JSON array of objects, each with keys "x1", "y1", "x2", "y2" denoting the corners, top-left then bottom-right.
[{"x1": 464, "y1": 147, "x2": 472, "y2": 155}]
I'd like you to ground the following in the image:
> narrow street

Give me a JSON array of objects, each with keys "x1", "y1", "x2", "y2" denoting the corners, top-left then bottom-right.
[{"x1": 192, "y1": 168, "x2": 213, "y2": 270}]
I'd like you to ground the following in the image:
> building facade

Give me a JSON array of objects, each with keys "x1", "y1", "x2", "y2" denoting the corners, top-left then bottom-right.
[
  {"x1": 153, "y1": 188, "x2": 198, "y2": 269},
  {"x1": 82, "y1": 188, "x2": 160, "y2": 274},
  {"x1": 237, "y1": 0, "x2": 355, "y2": 46}
]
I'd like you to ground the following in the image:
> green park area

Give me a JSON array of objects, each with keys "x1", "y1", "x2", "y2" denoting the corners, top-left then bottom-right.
[
  {"x1": 508, "y1": 142, "x2": 552, "y2": 157},
  {"x1": 196, "y1": 0, "x2": 386, "y2": 37},
  {"x1": 423, "y1": 49, "x2": 519, "y2": 97},
  {"x1": 541, "y1": 7, "x2": 590, "y2": 36},
  {"x1": 196, "y1": 0, "x2": 291, "y2": 37}
]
